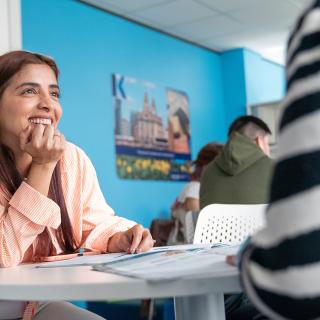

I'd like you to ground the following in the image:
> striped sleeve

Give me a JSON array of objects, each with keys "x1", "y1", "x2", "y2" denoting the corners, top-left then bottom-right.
[{"x1": 240, "y1": 1, "x2": 320, "y2": 319}]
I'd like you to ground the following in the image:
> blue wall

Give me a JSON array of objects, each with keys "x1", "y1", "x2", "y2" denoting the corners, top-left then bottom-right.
[
  {"x1": 220, "y1": 48, "x2": 285, "y2": 126},
  {"x1": 22, "y1": 0, "x2": 227, "y2": 226},
  {"x1": 221, "y1": 49, "x2": 247, "y2": 127},
  {"x1": 243, "y1": 49, "x2": 285, "y2": 105}
]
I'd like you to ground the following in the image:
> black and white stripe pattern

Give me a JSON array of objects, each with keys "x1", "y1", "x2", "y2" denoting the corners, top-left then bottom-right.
[{"x1": 241, "y1": 1, "x2": 320, "y2": 319}]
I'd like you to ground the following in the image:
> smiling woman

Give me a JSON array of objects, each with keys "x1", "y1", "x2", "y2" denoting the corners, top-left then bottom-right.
[{"x1": 0, "y1": 51, "x2": 154, "y2": 320}]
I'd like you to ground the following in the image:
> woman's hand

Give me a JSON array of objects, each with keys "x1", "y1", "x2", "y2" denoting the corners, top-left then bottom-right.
[
  {"x1": 108, "y1": 224, "x2": 155, "y2": 254},
  {"x1": 20, "y1": 124, "x2": 65, "y2": 165},
  {"x1": 19, "y1": 124, "x2": 66, "y2": 196}
]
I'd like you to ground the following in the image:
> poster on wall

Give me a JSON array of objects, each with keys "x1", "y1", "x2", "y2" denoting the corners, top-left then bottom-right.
[{"x1": 112, "y1": 73, "x2": 191, "y2": 181}]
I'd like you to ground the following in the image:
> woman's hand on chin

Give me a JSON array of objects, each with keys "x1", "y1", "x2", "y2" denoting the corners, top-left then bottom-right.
[
  {"x1": 20, "y1": 124, "x2": 65, "y2": 165},
  {"x1": 19, "y1": 124, "x2": 66, "y2": 196}
]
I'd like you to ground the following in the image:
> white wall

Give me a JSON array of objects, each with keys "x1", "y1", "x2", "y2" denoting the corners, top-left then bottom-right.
[{"x1": 0, "y1": 0, "x2": 21, "y2": 54}]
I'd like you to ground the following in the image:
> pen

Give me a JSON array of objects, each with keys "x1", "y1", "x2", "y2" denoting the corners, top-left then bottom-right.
[
  {"x1": 77, "y1": 247, "x2": 85, "y2": 256},
  {"x1": 77, "y1": 248, "x2": 100, "y2": 257}
]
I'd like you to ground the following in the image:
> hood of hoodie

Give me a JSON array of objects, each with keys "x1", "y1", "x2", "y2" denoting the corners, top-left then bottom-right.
[{"x1": 215, "y1": 132, "x2": 267, "y2": 176}]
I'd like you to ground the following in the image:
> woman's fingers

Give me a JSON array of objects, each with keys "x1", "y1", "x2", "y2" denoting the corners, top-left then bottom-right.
[
  {"x1": 19, "y1": 124, "x2": 65, "y2": 164},
  {"x1": 59, "y1": 133, "x2": 66, "y2": 150},
  {"x1": 110, "y1": 226, "x2": 155, "y2": 254},
  {"x1": 53, "y1": 131, "x2": 66, "y2": 152},
  {"x1": 136, "y1": 229, "x2": 154, "y2": 253},
  {"x1": 127, "y1": 225, "x2": 154, "y2": 253},
  {"x1": 29, "y1": 124, "x2": 46, "y2": 149},
  {"x1": 129, "y1": 225, "x2": 144, "y2": 254},
  {"x1": 43, "y1": 124, "x2": 55, "y2": 148},
  {"x1": 19, "y1": 125, "x2": 33, "y2": 150}
]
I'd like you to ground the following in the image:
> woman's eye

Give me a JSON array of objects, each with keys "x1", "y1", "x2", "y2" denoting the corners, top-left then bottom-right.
[
  {"x1": 50, "y1": 91, "x2": 60, "y2": 98},
  {"x1": 22, "y1": 88, "x2": 37, "y2": 95}
]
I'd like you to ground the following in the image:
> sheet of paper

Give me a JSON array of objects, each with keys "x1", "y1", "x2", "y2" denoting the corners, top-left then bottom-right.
[
  {"x1": 36, "y1": 252, "x2": 128, "y2": 268},
  {"x1": 36, "y1": 244, "x2": 214, "y2": 268},
  {"x1": 92, "y1": 244, "x2": 239, "y2": 282},
  {"x1": 36, "y1": 243, "x2": 238, "y2": 271}
]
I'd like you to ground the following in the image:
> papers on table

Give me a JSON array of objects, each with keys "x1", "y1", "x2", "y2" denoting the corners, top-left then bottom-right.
[
  {"x1": 36, "y1": 244, "x2": 207, "y2": 268},
  {"x1": 36, "y1": 252, "x2": 128, "y2": 268},
  {"x1": 92, "y1": 244, "x2": 239, "y2": 282},
  {"x1": 36, "y1": 243, "x2": 239, "y2": 282},
  {"x1": 36, "y1": 244, "x2": 215, "y2": 268}
]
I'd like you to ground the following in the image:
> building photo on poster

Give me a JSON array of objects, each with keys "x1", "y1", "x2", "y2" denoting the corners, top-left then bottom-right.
[{"x1": 112, "y1": 73, "x2": 192, "y2": 181}]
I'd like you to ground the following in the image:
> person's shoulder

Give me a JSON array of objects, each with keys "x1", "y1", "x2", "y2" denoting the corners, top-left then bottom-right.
[
  {"x1": 187, "y1": 181, "x2": 200, "y2": 190},
  {"x1": 64, "y1": 141, "x2": 84, "y2": 158},
  {"x1": 62, "y1": 141, "x2": 91, "y2": 167},
  {"x1": 185, "y1": 181, "x2": 200, "y2": 197},
  {"x1": 182, "y1": 180, "x2": 199, "y2": 193},
  {"x1": 178, "y1": 181, "x2": 199, "y2": 202},
  {"x1": 251, "y1": 155, "x2": 273, "y2": 179},
  {"x1": 258, "y1": 154, "x2": 273, "y2": 167}
]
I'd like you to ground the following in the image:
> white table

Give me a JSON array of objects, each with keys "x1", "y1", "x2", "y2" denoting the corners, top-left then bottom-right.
[{"x1": 0, "y1": 264, "x2": 241, "y2": 320}]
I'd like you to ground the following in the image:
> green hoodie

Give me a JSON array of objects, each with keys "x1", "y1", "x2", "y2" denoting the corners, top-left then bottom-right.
[{"x1": 200, "y1": 132, "x2": 272, "y2": 209}]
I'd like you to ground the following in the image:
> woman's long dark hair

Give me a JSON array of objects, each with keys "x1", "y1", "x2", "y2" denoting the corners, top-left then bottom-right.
[{"x1": 0, "y1": 51, "x2": 77, "y2": 257}]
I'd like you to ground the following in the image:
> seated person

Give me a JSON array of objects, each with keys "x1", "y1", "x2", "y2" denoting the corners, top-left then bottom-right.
[
  {"x1": 0, "y1": 51, "x2": 154, "y2": 320},
  {"x1": 200, "y1": 115, "x2": 272, "y2": 209},
  {"x1": 199, "y1": 116, "x2": 273, "y2": 320},
  {"x1": 168, "y1": 142, "x2": 222, "y2": 244}
]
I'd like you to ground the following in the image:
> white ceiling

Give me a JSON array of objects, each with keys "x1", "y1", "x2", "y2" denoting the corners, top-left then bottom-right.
[{"x1": 80, "y1": 0, "x2": 313, "y2": 65}]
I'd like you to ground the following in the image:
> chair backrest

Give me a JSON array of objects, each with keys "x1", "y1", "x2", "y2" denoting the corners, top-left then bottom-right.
[{"x1": 193, "y1": 204, "x2": 267, "y2": 245}]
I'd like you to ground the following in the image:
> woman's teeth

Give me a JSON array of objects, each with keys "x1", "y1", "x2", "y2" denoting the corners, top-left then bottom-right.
[{"x1": 29, "y1": 118, "x2": 52, "y2": 125}]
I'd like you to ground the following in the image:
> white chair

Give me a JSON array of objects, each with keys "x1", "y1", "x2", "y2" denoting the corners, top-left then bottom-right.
[
  {"x1": 175, "y1": 205, "x2": 263, "y2": 320},
  {"x1": 193, "y1": 204, "x2": 267, "y2": 245}
]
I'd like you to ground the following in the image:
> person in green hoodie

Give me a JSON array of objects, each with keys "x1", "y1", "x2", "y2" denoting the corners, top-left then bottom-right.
[
  {"x1": 200, "y1": 115, "x2": 272, "y2": 320},
  {"x1": 200, "y1": 115, "x2": 272, "y2": 209}
]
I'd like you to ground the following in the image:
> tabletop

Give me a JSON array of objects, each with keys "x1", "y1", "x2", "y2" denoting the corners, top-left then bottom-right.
[{"x1": 0, "y1": 263, "x2": 241, "y2": 301}]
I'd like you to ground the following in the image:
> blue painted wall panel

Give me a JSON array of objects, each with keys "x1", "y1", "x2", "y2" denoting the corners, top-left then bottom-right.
[
  {"x1": 221, "y1": 49, "x2": 285, "y2": 131},
  {"x1": 244, "y1": 50, "x2": 285, "y2": 105},
  {"x1": 221, "y1": 49, "x2": 247, "y2": 128}
]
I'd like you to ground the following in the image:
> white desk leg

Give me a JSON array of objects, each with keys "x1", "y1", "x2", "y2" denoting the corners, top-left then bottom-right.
[{"x1": 174, "y1": 293, "x2": 225, "y2": 320}]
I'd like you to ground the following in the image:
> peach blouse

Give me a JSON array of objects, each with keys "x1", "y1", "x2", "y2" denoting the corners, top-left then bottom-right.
[
  {"x1": 0, "y1": 142, "x2": 136, "y2": 319},
  {"x1": 0, "y1": 142, "x2": 136, "y2": 268}
]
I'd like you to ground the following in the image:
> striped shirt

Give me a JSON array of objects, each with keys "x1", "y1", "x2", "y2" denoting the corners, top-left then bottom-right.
[
  {"x1": 0, "y1": 142, "x2": 136, "y2": 319},
  {"x1": 240, "y1": 1, "x2": 320, "y2": 319}
]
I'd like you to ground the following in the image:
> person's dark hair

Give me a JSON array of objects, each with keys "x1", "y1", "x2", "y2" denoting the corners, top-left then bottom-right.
[
  {"x1": 0, "y1": 51, "x2": 59, "y2": 97},
  {"x1": 0, "y1": 50, "x2": 77, "y2": 257},
  {"x1": 228, "y1": 115, "x2": 271, "y2": 142},
  {"x1": 191, "y1": 142, "x2": 223, "y2": 180}
]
